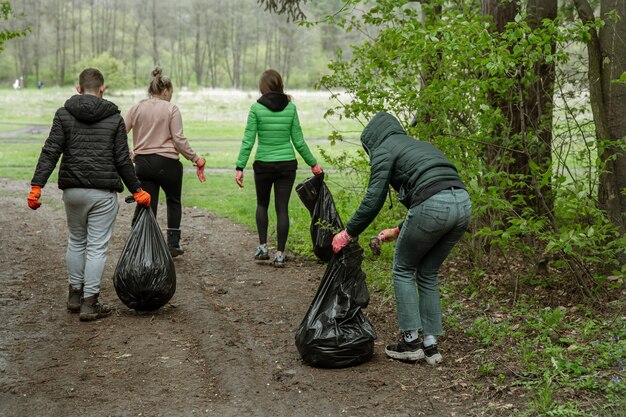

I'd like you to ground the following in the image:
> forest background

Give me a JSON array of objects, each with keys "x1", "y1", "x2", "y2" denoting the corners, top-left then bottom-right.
[{"x1": 1, "y1": 0, "x2": 625, "y2": 416}]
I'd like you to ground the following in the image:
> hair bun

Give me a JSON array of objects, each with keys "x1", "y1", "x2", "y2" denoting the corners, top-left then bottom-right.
[{"x1": 151, "y1": 67, "x2": 162, "y2": 78}]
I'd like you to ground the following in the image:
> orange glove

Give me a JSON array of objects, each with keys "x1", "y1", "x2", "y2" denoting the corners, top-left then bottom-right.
[
  {"x1": 311, "y1": 164, "x2": 323, "y2": 176},
  {"x1": 132, "y1": 189, "x2": 151, "y2": 207},
  {"x1": 378, "y1": 227, "x2": 400, "y2": 242},
  {"x1": 235, "y1": 170, "x2": 244, "y2": 188},
  {"x1": 196, "y1": 157, "x2": 206, "y2": 183},
  {"x1": 332, "y1": 229, "x2": 352, "y2": 254},
  {"x1": 27, "y1": 185, "x2": 42, "y2": 210}
]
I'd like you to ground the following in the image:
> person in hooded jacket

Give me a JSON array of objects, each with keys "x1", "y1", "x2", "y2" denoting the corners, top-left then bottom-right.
[
  {"x1": 235, "y1": 69, "x2": 323, "y2": 267},
  {"x1": 331, "y1": 111, "x2": 471, "y2": 365},
  {"x1": 27, "y1": 68, "x2": 152, "y2": 322}
]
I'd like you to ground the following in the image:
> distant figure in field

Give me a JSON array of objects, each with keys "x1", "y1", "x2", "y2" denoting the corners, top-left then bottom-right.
[
  {"x1": 13, "y1": 79, "x2": 20, "y2": 90},
  {"x1": 27, "y1": 67, "x2": 152, "y2": 321},
  {"x1": 234, "y1": 69, "x2": 323, "y2": 267},
  {"x1": 124, "y1": 66, "x2": 206, "y2": 258}
]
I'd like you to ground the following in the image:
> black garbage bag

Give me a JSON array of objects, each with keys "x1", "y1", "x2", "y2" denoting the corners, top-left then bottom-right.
[
  {"x1": 295, "y1": 173, "x2": 343, "y2": 263},
  {"x1": 295, "y1": 242, "x2": 377, "y2": 368},
  {"x1": 113, "y1": 206, "x2": 176, "y2": 311}
]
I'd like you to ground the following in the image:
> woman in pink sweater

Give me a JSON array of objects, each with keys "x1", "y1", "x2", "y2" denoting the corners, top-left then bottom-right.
[{"x1": 124, "y1": 67, "x2": 206, "y2": 257}]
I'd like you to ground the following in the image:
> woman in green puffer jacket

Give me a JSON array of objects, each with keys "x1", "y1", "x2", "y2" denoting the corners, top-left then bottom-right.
[{"x1": 235, "y1": 69, "x2": 323, "y2": 267}]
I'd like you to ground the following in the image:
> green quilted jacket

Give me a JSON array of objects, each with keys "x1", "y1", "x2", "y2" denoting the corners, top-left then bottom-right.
[
  {"x1": 235, "y1": 92, "x2": 317, "y2": 170},
  {"x1": 345, "y1": 111, "x2": 463, "y2": 237}
]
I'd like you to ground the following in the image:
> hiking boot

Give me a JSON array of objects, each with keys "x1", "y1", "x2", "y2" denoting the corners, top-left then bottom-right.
[
  {"x1": 423, "y1": 343, "x2": 443, "y2": 365},
  {"x1": 79, "y1": 294, "x2": 113, "y2": 321},
  {"x1": 384, "y1": 333, "x2": 424, "y2": 361},
  {"x1": 272, "y1": 254, "x2": 285, "y2": 268},
  {"x1": 67, "y1": 285, "x2": 83, "y2": 312},
  {"x1": 167, "y1": 228, "x2": 184, "y2": 258},
  {"x1": 254, "y1": 245, "x2": 269, "y2": 260}
]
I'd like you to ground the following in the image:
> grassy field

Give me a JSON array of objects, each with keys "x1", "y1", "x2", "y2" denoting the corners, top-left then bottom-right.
[{"x1": 0, "y1": 87, "x2": 375, "y2": 257}]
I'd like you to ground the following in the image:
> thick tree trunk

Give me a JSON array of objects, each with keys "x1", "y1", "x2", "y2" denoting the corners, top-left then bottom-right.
[{"x1": 482, "y1": 0, "x2": 557, "y2": 216}]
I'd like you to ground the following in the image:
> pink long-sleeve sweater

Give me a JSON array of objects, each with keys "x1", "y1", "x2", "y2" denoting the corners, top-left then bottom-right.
[{"x1": 124, "y1": 97, "x2": 199, "y2": 163}]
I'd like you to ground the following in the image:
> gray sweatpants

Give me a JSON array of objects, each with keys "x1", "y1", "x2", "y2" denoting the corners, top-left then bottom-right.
[{"x1": 63, "y1": 188, "x2": 119, "y2": 298}]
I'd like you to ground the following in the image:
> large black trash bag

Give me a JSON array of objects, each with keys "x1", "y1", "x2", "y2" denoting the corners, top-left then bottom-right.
[
  {"x1": 113, "y1": 206, "x2": 176, "y2": 311},
  {"x1": 296, "y1": 173, "x2": 343, "y2": 262},
  {"x1": 295, "y1": 242, "x2": 377, "y2": 368}
]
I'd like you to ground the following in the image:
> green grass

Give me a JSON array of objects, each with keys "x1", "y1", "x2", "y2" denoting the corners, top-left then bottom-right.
[{"x1": 0, "y1": 87, "x2": 363, "y2": 139}]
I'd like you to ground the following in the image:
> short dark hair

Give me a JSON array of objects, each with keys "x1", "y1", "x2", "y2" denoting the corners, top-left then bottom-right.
[{"x1": 79, "y1": 68, "x2": 104, "y2": 92}]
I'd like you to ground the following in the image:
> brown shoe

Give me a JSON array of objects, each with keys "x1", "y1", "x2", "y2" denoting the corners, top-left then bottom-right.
[
  {"x1": 67, "y1": 285, "x2": 83, "y2": 312},
  {"x1": 79, "y1": 294, "x2": 112, "y2": 321}
]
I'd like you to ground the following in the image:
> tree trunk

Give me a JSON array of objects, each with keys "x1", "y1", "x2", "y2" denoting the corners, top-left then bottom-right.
[
  {"x1": 193, "y1": 11, "x2": 205, "y2": 87},
  {"x1": 521, "y1": 0, "x2": 557, "y2": 212},
  {"x1": 482, "y1": 0, "x2": 557, "y2": 216},
  {"x1": 151, "y1": 0, "x2": 160, "y2": 66},
  {"x1": 573, "y1": 0, "x2": 626, "y2": 232}
]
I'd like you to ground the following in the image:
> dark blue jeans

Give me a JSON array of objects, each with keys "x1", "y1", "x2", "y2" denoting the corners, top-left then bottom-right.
[{"x1": 392, "y1": 188, "x2": 471, "y2": 335}]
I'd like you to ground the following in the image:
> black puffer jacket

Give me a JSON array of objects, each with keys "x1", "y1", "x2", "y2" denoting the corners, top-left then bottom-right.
[
  {"x1": 345, "y1": 112, "x2": 464, "y2": 237},
  {"x1": 31, "y1": 94, "x2": 141, "y2": 193}
]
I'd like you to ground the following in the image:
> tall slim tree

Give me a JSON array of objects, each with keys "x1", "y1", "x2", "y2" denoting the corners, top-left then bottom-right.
[{"x1": 573, "y1": 0, "x2": 626, "y2": 233}]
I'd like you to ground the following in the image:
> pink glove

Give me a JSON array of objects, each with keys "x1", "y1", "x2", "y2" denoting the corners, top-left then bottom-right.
[
  {"x1": 378, "y1": 227, "x2": 400, "y2": 242},
  {"x1": 311, "y1": 164, "x2": 323, "y2": 176},
  {"x1": 332, "y1": 230, "x2": 352, "y2": 254},
  {"x1": 196, "y1": 157, "x2": 206, "y2": 183},
  {"x1": 235, "y1": 170, "x2": 244, "y2": 188}
]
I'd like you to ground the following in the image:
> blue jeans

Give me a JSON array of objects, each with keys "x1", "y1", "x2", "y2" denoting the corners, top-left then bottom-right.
[{"x1": 392, "y1": 188, "x2": 471, "y2": 335}]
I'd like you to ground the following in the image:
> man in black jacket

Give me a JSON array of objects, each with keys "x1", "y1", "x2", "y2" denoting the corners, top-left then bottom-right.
[{"x1": 27, "y1": 68, "x2": 152, "y2": 321}]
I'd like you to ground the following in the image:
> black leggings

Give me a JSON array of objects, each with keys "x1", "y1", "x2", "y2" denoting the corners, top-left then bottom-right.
[
  {"x1": 253, "y1": 160, "x2": 297, "y2": 252},
  {"x1": 134, "y1": 154, "x2": 183, "y2": 229}
]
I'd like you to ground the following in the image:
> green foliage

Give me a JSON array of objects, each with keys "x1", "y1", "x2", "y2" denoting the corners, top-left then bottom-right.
[
  {"x1": 316, "y1": 0, "x2": 626, "y2": 291},
  {"x1": 463, "y1": 303, "x2": 626, "y2": 415},
  {"x1": 0, "y1": 1, "x2": 28, "y2": 53},
  {"x1": 74, "y1": 53, "x2": 135, "y2": 91}
]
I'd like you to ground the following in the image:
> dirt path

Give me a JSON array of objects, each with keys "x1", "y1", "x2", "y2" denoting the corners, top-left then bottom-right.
[{"x1": 0, "y1": 178, "x2": 519, "y2": 417}]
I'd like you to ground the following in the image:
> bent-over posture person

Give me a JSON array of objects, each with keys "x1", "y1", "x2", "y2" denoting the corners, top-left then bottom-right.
[{"x1": 332, "y1": 111, "x2": 471, "y2": 365}]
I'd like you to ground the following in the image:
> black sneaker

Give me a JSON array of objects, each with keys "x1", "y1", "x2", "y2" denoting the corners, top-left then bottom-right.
[
  {"x1": 254, "y1": 245, "x2": 269, "y2": 260},
  {"x1": 423, "y1": 343, "x2": 443, "y2": 365},
  {"x1": 384, "y1": 333, "x2": 424, "y2": 361}
]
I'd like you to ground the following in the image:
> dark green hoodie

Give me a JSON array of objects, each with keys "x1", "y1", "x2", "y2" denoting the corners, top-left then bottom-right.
[{"x1": 345, "y1": 112, "x2": 464, "y2": 237}]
